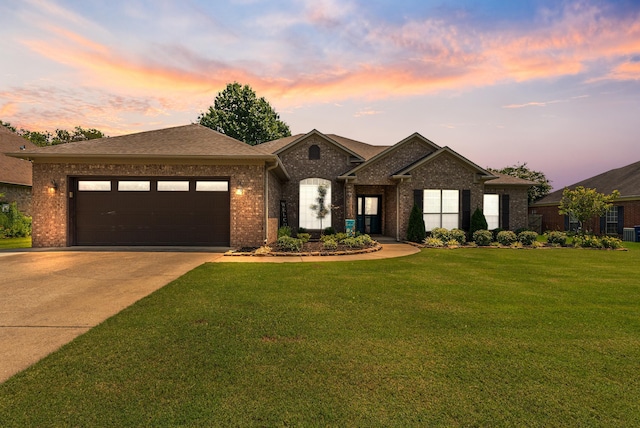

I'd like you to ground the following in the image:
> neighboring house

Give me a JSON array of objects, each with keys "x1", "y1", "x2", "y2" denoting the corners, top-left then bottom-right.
[
  {"x1": 530, "y1": 160, "x2": 640, "y2": 235},
  {"x1": 9, "y1": 124, "x2": 532, "y2": 248},
  {"x1": 0, "y1": 126, "x2": 36, "y2": 215}
]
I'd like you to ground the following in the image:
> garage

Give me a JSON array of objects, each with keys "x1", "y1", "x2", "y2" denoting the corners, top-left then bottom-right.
[{"x1": 71, "y1": 177, "x2": 230, "y2": 246}]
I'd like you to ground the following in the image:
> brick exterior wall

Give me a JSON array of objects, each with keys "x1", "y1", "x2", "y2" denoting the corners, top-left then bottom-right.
[
  {"x1": 277, "y1": 135, "x2": 354, "y2": 232},
  {"x1": 30, "y1": 161, "x2": 266, "y2": 248},
  {"x1": 484, "y1": 185, "x2": 530, "y2": 231},
  {"x1": 530, "y1": 199, "x2": 640, "y2": 235},
  {"x1": 400, "y1": 153, "x2": 485, "y2": 239},
  {"x1": 0, "y1": 183, "x2": 32, "y2": 216},
  {"x1": 353, "y1": 137, "x2": 435, "y2": 186}
]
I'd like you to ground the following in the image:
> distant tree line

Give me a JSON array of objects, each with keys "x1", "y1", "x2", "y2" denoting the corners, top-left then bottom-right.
[{"x1": 1, "y1": 120, "x2": 106, "y2": 147}]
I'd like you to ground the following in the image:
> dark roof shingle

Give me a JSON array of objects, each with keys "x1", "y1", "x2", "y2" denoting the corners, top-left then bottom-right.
[{"x1": 534, "y1": 160, "x2": 640, "y2": 204}]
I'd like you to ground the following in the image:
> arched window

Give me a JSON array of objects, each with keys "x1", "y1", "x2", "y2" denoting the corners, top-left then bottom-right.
[
  {"x1": 299, "y1": 178, "x2": 331, "y2": 229},
  {"x1": 309, "y1": 145, "x2": 320, "y2": 160}
]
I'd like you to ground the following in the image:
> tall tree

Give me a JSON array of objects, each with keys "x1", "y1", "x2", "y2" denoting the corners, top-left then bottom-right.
[
  {"x1": 558, "y1": 186, "x2": 620, "y2": 234},
  {"x1": 198, "y1": 82, "x2": 291, "y2": 145},
  {"x1": 490, "y1": 163, "x2": 551, "y2": 204}
]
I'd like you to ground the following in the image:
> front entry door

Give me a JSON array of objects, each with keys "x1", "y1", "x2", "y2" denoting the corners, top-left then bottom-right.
[{"x1": 356, "y1": 196, "x2": 382, "y2": 234}]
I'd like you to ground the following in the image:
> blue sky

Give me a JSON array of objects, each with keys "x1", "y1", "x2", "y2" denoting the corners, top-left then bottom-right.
[{"x1": 1, "y1": 0, "x2": 639, "y2": 189}]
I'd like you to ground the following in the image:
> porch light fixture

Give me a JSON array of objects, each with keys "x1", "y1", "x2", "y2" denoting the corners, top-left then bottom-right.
[
  {"x1": 48, "y1": 179, "x2": 58, "y2": 194},
  {"x1": 235, "y1": 183, "x2": 244, "y2": 196}
]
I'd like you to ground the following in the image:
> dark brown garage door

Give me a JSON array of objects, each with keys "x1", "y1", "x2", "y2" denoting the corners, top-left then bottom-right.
[{"x1": 72, "y1": 177, "x2": 230, "y2": 246}]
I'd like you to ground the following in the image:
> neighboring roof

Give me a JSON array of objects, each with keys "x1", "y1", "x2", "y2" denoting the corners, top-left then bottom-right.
[
  {"x1": 8, "y1": 124, "x2": 276, "y2": 160},
  {"x1": 485, "y1": 172, "x2": 536, "y2": 186},
  {"x1": 534, "y1": 160, "x2": 640, "y2": 205},
  {"x1": 391, "y1": 146, "x2": 496, "y2": 180},
  {"x1": 0, "y1": 126, "x2": 36, "y2": 186}
]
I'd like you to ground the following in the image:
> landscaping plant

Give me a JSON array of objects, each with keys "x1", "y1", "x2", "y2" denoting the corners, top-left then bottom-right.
[
  {"x1": 406, "y1": 204, "x2": 426, "y2": 243},
  {"x1": 470, "y1": 207, "x2": 488, "y2": 237},
  {"x1": 496, "y1": 230, "x2": 517, "y2": 246},
  {"x1": 472, "y1": 229, "x2": 493, "y2": 246},
  {"x1": 517, "y1": 230, "x2": 538, "y2": 246}
]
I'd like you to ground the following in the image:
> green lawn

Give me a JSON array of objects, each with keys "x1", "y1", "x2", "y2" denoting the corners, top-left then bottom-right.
[
  {"x1": 1, "y1": 247, "x2": 639, "y2": 426},
  {"x1": 0, "y1": 237, "x2": 31, "y2": 249}
]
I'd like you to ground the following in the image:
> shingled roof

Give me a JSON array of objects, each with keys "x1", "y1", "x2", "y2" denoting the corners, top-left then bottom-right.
[
  {"x1": 8, "y1": 124, "x2": 276, "y2": 160},
  {"x1": 485, "y1": 172, "x2": 537, "y2": 186},
  {"x1": 258, "y1": 130, "x2": 389, "y2": 161},
  {"x1": 534, "y1": 160, "x2": 640, "y2": 205},
  {"x1": 0, "y1": 126, "x2": 36, "y2": 186}
]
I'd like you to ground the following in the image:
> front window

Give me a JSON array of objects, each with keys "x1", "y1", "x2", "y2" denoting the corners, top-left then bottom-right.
[
  {"x1": 423, "y1": 189, "x2": 459, "y2": 230},
  {"x1": 568, "y1": 214, "x2": 580, "y2": 232},
  {"x1": 605, "y1": 206, "x2": 618, "y2": 234},
  {"x1": 483, "y1": 194, "x2": 499, "y2": 230},
  {"x1": 299, "y1": 178, "x2": 331, "y2": 229}
]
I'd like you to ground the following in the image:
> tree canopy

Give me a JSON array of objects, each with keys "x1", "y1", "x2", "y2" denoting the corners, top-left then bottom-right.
[
  {"x1": 197, "y1": 82, "x2": 291, "y2": 145},
  {"x1": 1, "y1": 121, "x2": 106, "y2": 147},
  {"x1": 490, "y1": 163, "x2": 551, "y2": 204},
  {"x1": 558, "y1": 186, "x2": 620, "y2": 234}
]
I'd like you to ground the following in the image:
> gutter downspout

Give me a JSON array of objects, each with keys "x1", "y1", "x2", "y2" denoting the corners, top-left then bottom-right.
[{"x1": 264, "y1": 160, "x2": 279, "y2": 244}]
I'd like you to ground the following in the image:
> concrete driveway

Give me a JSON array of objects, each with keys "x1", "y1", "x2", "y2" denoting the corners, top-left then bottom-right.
[{"x1": 0, "y1": 250, "x2": 220, "y2": 383}]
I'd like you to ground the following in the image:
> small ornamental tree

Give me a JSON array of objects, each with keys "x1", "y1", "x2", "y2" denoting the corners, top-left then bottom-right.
[
  {"x1": 310, "y1": 185, "x2": 329, "y2": 230},
  {"x1": 470, "y1": 207, "x2": 488, "y2": 237},
  {"x1": 558, "y1": 186, "x2": 620, "y2": 235},
  {"x1": 406, "y1": 204, "x2": 426, "y2": 243}
]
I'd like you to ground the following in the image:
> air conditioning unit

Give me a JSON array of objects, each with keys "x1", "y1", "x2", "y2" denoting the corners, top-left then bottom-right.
[{"x1": 623, "y1": 228, "x2": 635, "y2": 242}]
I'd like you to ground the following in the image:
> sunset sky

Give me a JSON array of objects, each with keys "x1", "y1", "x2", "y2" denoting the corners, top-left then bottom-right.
[{"x1": 1, "y1": 0, "x2": 639, "y2": 189}]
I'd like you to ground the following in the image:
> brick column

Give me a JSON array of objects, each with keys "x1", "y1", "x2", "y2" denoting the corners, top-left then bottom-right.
[{"x1": 344, "y1": 181, "x2": 356, "y2": 219}]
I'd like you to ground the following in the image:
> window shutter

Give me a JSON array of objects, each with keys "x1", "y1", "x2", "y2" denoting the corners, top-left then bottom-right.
[
  {"x1": 413, "y1": 189, "x2": 423, "y2": 211},
  {"x1": 600, "y1": 216, "x2": 606, "y2": 234},
  {"x1": 617, "y1": 206, "x2": 624, "y2": 235},
  {"x1": 564, "y1": 215, "x2": 570, "y2": 231},
  {"x1": 501, "y1": 194, "x2": 510, "y2": 230},
  {"x1": 462, "y1": 190, "x2": 471, "y2": 230}
]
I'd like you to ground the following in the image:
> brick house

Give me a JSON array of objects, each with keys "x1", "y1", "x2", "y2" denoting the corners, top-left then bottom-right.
[
  {"x1": 9, "y1": 124, "x2": 532, "y2": 248},
  {"x1": 0, "y1": 126, "x2": 36, "y2": 215},
  {"x1": 529, "y1": 160, "x2": 640, "y2": 235}
]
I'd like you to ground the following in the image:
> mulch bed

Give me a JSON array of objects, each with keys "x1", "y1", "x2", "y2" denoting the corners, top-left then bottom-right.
[{"x1": 226, "y1": 241, "x2": 382, "y2": 257}]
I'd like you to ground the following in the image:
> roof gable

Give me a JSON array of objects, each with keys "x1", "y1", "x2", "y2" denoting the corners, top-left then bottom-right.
[
  {"x1": 0, "y1": 126, "x2": 36, "y2": 186},
  {"x1": 340, "y1": 133, "x2": 443, "y2": 178},
  {"x1": 262, "y1": 130, "x2": 368, "y2": 161},
  {"x1": 392, "y1": 146, "x2": 495, "y2": 179}
]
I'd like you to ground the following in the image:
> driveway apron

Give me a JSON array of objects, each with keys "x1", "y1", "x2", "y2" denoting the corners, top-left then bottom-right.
[{"x1": 0, "y1": 251, "x2": 219, "y2": 383}]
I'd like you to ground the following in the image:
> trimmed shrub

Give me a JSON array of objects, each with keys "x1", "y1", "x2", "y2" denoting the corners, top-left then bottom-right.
[
  {"x1": 573, "y1": 235, "x2": 602, "y2": 248},
  {"x1": 470, "y1": 208, "x2": 488, "y2": 237},
  {"x1": 297, "y1": 233, "x2": 311, "y2": 243},
  {"x1": 323, "y1": 226, "x2": 336, "y2": 236},
  {"x1": 406, "y1": 204, "x2": 426, "y2": 243},
  {"x1": 473, "y1": 229, "x2": 493, "y2": 246},
  {"x1": 276, "y1": 236, "x2": 303, "y2": 251},
  {"x1": 278, "y1": 226, "x2": 292, "y2": 238},
  {"x1": 341, "y1": 237, "x2": 361, "y2": 249},
  {"x1": 424, "y1": 237, "x2": 444, "y2": 247},
  {"x1": 333, "y1": 232, "x2": 348, "y2": 242},
  {"x1": 297, "y1": 227, "x2": 307, "y2": 233},
  {"x1": 546, "y1": 231, "x2": 567, "y2": 246},
  {"x1": 431, "y1": 227, "x2": 449, "y2": 241},
  {"x1": 491, "y1": 228, "x2": 504, "y2": 242},
  {"x1": 355, "y1": 234, "x2": 374, "y2": 246},
  {"x1": 497, "y1": 230, "x2": 517, "y2": 246},
  {"x1": 517, "y1": 231, "x2": 538, "y2": 246},
  {"x1": 449, "y1": 228, "x2": 467, "y2": 244},
  {"x1": 322, "y1": 239, "x2": 338, "y2": 251},
  {"x1": 600, "y1": 236, "x2": 622, "y2": 249}
]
